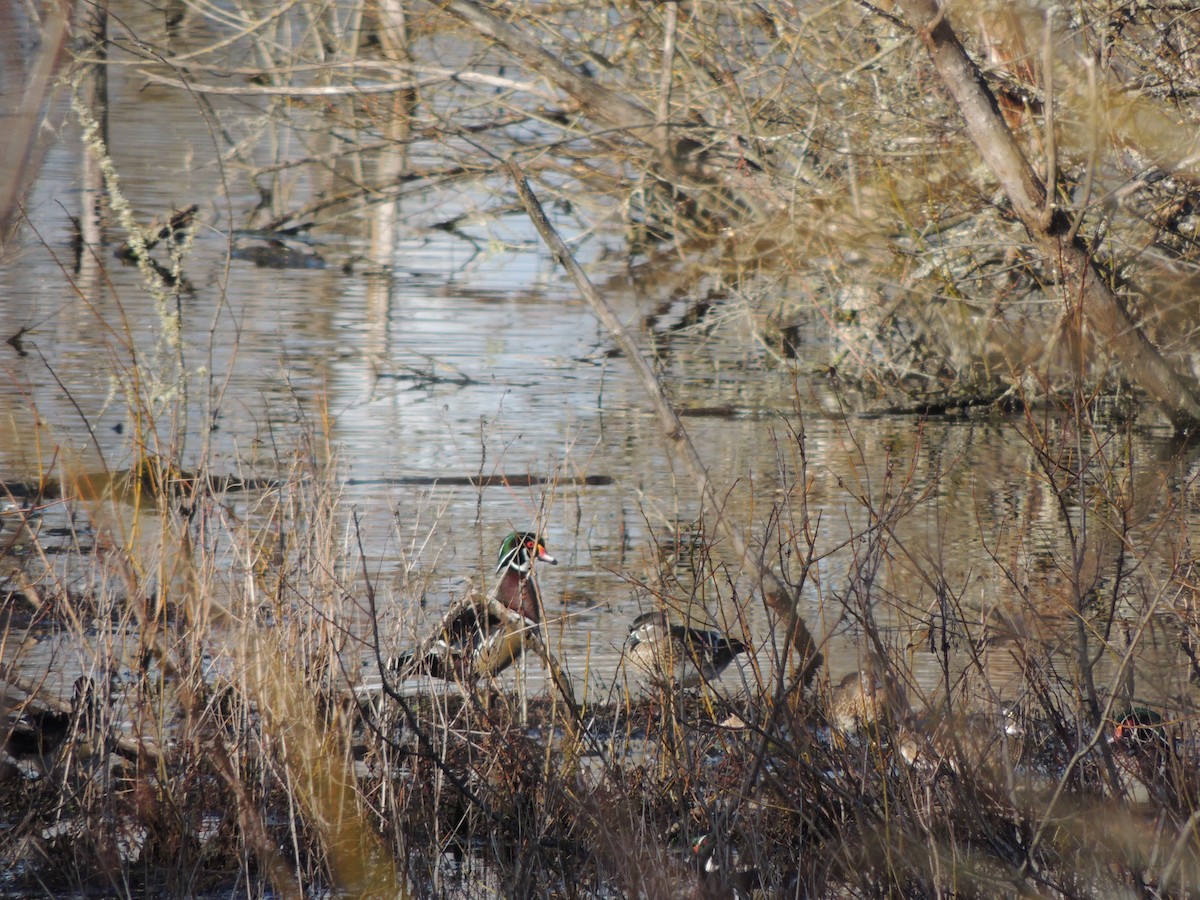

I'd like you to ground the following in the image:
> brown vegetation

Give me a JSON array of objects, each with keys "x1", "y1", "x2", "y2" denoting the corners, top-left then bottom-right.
[
  {"x1": 4, "y1": 0, "x2": 1200, "y2": 896},
  {"x1": 3, "y1": 406, "x2": 1200, "y2": 895},
  {"x1": 15, "y1": 0, "x2": 1196, "y2": 424}
]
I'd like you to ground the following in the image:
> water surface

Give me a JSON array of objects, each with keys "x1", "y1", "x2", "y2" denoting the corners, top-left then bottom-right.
[{"x1": 1, "y1": 18, "x2": 1197, "y2": 719}]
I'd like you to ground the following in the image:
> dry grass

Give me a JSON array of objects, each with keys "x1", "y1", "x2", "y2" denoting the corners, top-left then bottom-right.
[
  {"x1": 2, "y1": 384, "x2": 1200, "y2": 897},
  {"x1": 5, "y1": 1, "x2": 1200, "y2": 895}
]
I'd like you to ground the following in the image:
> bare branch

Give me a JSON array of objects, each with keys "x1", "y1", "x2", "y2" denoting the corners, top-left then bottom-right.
[{"x1": 893, "y1": 0, "x2": 1200, "y2": 432}]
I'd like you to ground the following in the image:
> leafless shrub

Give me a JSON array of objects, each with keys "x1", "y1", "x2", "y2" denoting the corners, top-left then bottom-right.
[
  {"x1": 51, "y1": 0, "x2": 1198, "y2": 420},
  {"x1": 6, "y1": 1, "x2": 1200, "y2": 895}
]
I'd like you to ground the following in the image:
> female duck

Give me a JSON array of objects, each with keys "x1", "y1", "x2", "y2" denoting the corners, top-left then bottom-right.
[{"x1": 624, "y1": 610, "x2": 748, "y2": 688}]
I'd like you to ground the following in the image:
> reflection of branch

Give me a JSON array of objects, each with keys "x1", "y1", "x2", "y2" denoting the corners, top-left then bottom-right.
[
  {"x1": 509, "y1": 161, "x2": 822, "y2": 688},
  {"x1": 371, "y1": 474, "x2": 613, "y2": 487},
  {"x1": 135, "y1": 63, "x2": 554, "y2": 100},
  {"x1": 893, "y1": 0, "x2": 1200, "y2": 432},
  {"x1": 134, "y1": 70, "x2": 418, "y2": 96},
  {"x1": 377, "y1": 363, "x2": 478, "y2": 387},
  {"x1": 0, "y1": 4, "x2": 69, "y2": 242}
]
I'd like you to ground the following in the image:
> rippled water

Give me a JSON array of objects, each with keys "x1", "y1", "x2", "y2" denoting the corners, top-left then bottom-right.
[{"x1": 2, "y1": 11, "x2": 1199, "y2": 718}]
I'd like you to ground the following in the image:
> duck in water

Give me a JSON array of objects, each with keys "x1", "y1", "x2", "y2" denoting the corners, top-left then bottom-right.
[
  {"x1": 623, "y1": 610, "x2": 748, "y2": 688},
  {"x1": 389, "y1": 531, "x2": 556, "y2": 683}
]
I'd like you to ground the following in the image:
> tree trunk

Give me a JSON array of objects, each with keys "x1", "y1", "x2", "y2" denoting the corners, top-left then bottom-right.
[{"x1": 893, "y1": 0, "x2": 1200, "y2": 433}]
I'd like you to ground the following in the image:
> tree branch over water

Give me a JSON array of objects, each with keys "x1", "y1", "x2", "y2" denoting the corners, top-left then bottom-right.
[
  {"x1": 893, "y1": 0, "x2": 1200, "y2": 433},
  {"x1": 440, "y1": 0, "x2": 777, "y2": 222}
]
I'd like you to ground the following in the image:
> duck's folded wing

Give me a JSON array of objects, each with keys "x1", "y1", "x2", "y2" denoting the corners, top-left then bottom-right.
[
  {"x1": 386, "y1": 596, "x2": 485, "y2": 677},
  {"x1": 387, "y1": 596, "x2": 534, "y2": 678}
]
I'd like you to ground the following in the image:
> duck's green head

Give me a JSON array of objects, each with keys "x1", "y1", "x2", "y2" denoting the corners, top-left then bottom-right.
[{"x1": 496, "y1": 531, "x2": 557, "y2": 574}]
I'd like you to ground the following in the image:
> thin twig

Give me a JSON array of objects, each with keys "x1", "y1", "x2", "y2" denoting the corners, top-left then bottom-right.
[
  {"x1": 657, "y1": 1, "x2": 678, "y2": 129},
  {"x1": 1041, "y1": 10, "x2": 1056, "y2": 228}
]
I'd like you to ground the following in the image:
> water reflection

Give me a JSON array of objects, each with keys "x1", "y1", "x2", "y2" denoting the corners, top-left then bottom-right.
[{"x1": 0, "y1": 37, "x2": 1198, "y2": 727}]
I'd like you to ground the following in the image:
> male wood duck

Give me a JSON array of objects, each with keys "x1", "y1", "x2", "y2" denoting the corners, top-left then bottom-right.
[
  {"x1": 623, "y1": 610, "x2": 748, "y2": 688},
  {"x1": 1108, "y1": 708, "x2": 1177, "y2": 804},
  {"x1": 389, "y1": 531, "x2": 556, "y2": 683},
  {"x1": 1111, "y1": 708, "x2": 1169, "y2": 758}
]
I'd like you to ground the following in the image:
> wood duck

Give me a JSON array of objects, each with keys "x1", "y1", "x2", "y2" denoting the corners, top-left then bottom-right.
[
  {"x1": 690, "y1": 832, "x2": 762, "y2": 898},
  {"x1": 1109, "y1": 708, "x2": 1176, "y2": 804},
  {"x1": 1111, "y1": 708, "x2": 1168, "y2": 758},
  {"x1": 827, "y1": 671, "x2": 888, "y2": 734},
  {"x1": 389, "y1": 531, "x2": 557, "y2": 683},
  {"x1": 895, "y1": 702, "x2": 1023, "y2": 775},
  {"x1": 623, "y1": 611, "x2": 748, "y2": 688}
]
